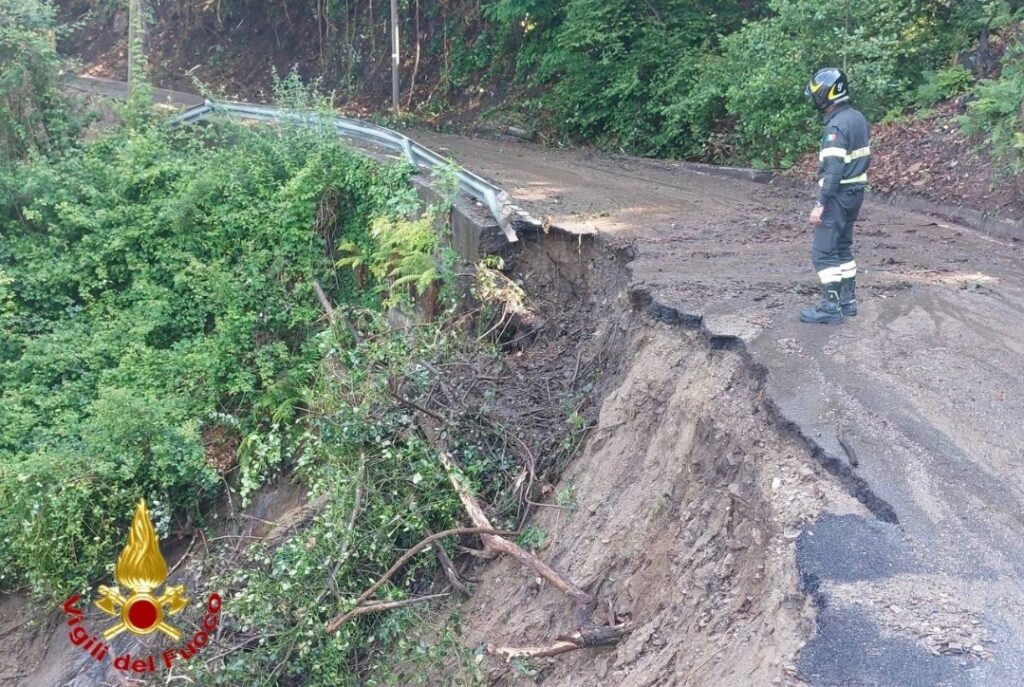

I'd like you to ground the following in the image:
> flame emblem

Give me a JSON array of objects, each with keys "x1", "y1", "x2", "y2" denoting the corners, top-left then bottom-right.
[{"x1": 95, "y1": 500, "x2": 188, "y2": 640}]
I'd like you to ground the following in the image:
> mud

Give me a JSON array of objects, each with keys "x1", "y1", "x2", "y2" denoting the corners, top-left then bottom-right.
[
  {"x1": 403, "y1": 128, "x2": 1024, "y2": 685},
  {"x1": 434, "y1": 230, "x2": 865, "y2": 687}
]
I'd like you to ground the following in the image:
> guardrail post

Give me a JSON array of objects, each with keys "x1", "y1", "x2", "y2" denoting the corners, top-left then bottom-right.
[{"x1": 400, "y1": 138, "x2": 417, "y2": 167}]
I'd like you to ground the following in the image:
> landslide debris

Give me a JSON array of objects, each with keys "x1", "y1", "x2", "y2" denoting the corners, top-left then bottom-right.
[{"x1": 400, "y1": 229, "x2": 870, "y2": 686}]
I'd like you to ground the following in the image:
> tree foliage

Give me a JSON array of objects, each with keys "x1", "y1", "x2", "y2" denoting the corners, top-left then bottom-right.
[
  {"x1": 474, "y1": 0, "x2": 984, "y2": 163},
  {"x1": 685, "y1": 0, "x2": 976, "y2": 164},
  {"x1": 0, "y1": 0, "x2": 77, "y2": 166},
  {"x1": 962, "y1": 3, "x2": 1024, "y2": 171},
  {"x1": 531, "y1": 0, "x2": 754, "y2": 157},
  {"x1": 0, "y1": 114, "x2": 417, "y2": 596},
  {"x1": 58, "y1": 0, "x2": 1011, "y2": 164}
]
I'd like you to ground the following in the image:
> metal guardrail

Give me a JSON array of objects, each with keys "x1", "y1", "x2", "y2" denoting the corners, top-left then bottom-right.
[{"x1": 169, "y1": 100, "x2": 532, "y2": 242}]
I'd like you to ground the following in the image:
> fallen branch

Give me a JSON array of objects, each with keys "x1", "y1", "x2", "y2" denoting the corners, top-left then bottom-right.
[
  {"x1": 457, "y1": 545, "x2": 499, "y2": 560},
  {"x1": 348, "y1": 593, "x2": 449, "y2": 617},
  {"x1": 435, "y1": 437, "x2": 592, "y2": 606},
  {"x1": 838, "y1": 433, "x2": 859, "y2": 467},
  {"x1": 429, "y1": 528, "x2": 472, "y2": 596},
  {"x1": 312, "y1": 280, "x2": 336, "y2": 322},
  {"x1": 488, "y1": 622, "x2": 634, "y2": 660},
  {"x1": 317, "y1": 453, "x2": 366, "y2": 605},
  {"x1": 325, "y1": 526, "x2": 514, "y2": 633},
  {"x1": 313, "y1": 279, "x2": 361, "y2": 342},
  {"x1": 388, "y1": 386, "x2": 447, "y2": 423},
  {"x1": 416, "y1": 413, "x2": 594, "y2": 607}
]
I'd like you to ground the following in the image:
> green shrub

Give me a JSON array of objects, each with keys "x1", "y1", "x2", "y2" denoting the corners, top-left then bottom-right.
[
  {"x1": 0, "y1": 117, "x2": 416, "y2": 597},
  {"x1": 962, "y1": 27, "x2": 1024, "y2": 171},
  {"x1": 535, "y1": 0, "x2": 753, "y2": 156},
  {"x1": 0, "y1": 0, "x2": 78, "y2": 166},
  {"x1": 190, "y1": 315, "x2": 486, "y2": 686},
  {"x1": 472, "y1": 0, "x2": 982, "y2": 162},
  {"x1": 915, "y1": 65, "x2": 975, "y2": 105},
  {"x1": 685, "y1": 0, "x2": 978, "y2": 165}
]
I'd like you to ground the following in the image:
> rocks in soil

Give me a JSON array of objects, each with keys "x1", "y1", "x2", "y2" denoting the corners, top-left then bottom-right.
[{"x1": 826, "y1": 575, "x2": 993, "y2": 660}]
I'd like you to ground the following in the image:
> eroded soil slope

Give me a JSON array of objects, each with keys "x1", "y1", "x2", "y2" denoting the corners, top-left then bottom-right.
[{"x1": 455, "y1": 233, "x2": 866, "y2": 686}]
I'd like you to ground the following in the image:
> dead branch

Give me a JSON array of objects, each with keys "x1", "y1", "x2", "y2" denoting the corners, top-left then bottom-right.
[
  {"x1": 168, "y1": 532, "x2": 197, "y2": 576},
  {"x1": 525, "y1": 500, "x2": 574, "y2": 511},
  {"x1": 317, "y1": 453, "x2": 366, "y2": 605},
  {"x1": 312, "y1": 280, "x2": 336, "y2": 322},
  {"x1": 422, "y1": 418, "x2": 592, "y2": 606},
  {"x1": 325, "y1": 526, "x2": 514, "y2": 633},
  {"x1": 429, "y1": 528, "x2": 472, "y2": 595},
  {"x1": 571, "y1": 347, "x2": 584, "y2": 384},
  {"x1": 348, "y1": 592, "x2": 449, "y2": 617},
  {"x1": 401, "y1": 400, "x2": 593, "y2": 605},
  {"x1": 405, "y1": 0, "x2": 421, "y2": 109},
  {"x1": 418, "y1": 360, "x2": 457, "y2": 405},
  {"x1": 388, "y1": 386, "x2": 447, "y2": 423},
  {"x1": 488, "y1": 622, "x2": 634, "y2": 660},
  {"x1": 838, "y1": 433, "x2": 859, "y2": 467},
  {"x1": 313, "y1": 279, "x2": 361, "y2": 342}
]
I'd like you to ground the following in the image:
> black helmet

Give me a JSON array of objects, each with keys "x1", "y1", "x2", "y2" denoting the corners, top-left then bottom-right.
[{"x1": 805, "y1": 68, "x2": 849, "y2": 110}]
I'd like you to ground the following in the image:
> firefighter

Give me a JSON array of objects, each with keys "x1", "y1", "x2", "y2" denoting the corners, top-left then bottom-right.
[{"x1": 801, "y1": 67, "x2": 871, "y2": 324}]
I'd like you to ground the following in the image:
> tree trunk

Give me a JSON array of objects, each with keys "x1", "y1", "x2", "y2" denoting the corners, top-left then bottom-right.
[{"x1": 390, "y1": 0, "x2": 400, "y2": 117}]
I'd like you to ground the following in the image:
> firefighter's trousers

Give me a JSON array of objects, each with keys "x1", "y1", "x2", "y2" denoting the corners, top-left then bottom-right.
[{"x1": 812, "y1": 187, "x2": 864, "y2": 283}]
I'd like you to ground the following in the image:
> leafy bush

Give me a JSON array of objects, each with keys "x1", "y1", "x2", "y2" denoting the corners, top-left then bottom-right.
[
  {"x1": 1, "y1": 61, "x2": 502, "y2": 680},
  {"x1": 915, "y1": 65, "x2": 975, "y2": 105},
  {"x1": 962, "y1": 22, "x2": 1024, "y2": 171},
  {"x1": 0, "y1": 116, "x2": 417, "y2": 597},
  {"x1": 535, "y1": 0, "x2": 753, "y2": 156},
  {"x1": 192, "y1": 314, "x2": 490, "y2": 686},
  {"x1": 684, "y1": 0, "x2": 978, "y2": 165},
  {"x1": 0, "y1": 0, "x2": 77, "y2": 165},
  {"x1": 468, "y1": 0, "x2": 983, "y2": 163}
]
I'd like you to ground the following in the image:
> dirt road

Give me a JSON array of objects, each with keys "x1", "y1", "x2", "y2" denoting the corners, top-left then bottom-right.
[
  {"x1": 408, "y1": 129, "x2": 1024, "y2": 686},
  {"x1": 54, "y1": 78, "x2": 1024, "y2": 686}
]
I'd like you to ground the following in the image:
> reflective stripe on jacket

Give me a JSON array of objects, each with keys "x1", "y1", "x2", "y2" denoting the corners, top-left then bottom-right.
[{"x1": 817, "y1": 103, "x2": 871, "y2": 204}]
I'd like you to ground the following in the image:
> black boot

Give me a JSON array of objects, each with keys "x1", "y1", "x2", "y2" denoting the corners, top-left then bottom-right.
[
  {"x1": 799, "y1": 284, "x2": 843, "y2": 324},
  {"x1": 839, "y1": 277, "x2": 857, "y2": 316}
]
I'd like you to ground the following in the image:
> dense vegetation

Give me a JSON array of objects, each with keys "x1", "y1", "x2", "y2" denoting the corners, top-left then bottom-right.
[
  {"x1": 1, "y1": 6, "x2": 521, "y2": 684},
  {"x1": 0, "y1": 0, "x2": 78, "y2": 165},
  {"x1": 466, "y1": 0, "x2": 1022, "y2": 165},
  {"x1": 0, "y1": 101, "x2": 424, "y2": 593},
  {"x1": 60, "y1": 0, "x2": 1024, "y2": 167}
]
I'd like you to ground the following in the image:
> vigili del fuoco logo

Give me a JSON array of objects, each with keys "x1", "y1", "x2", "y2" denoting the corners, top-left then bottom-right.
[{"x1": 61, "y1": 499, "x2": 223, "y2": 674}]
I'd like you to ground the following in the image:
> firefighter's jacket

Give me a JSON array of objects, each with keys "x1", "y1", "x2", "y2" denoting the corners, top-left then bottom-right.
[{"x1": 817, "y1": 103, "x2": 871, "y2": 205}]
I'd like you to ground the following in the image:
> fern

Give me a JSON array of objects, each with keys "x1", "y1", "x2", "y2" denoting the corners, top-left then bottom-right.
[
  {"x1": 962, "y1": 37, "x2": 1024, "y2": 172},
  {"x1": 914, "y1": 66, "x2": 974, "y2": 106}
]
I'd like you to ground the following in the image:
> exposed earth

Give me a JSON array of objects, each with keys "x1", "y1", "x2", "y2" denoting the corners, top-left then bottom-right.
[
  {"x1": 402, "y1": 127, "x2": 1024, "y2": 687},
  {"x1": 4, "y1": 79, "x2": 1024, "y2": 687},
  {"x1": 790, "y1": 98, "x2": 1024, "y2": 227}
]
